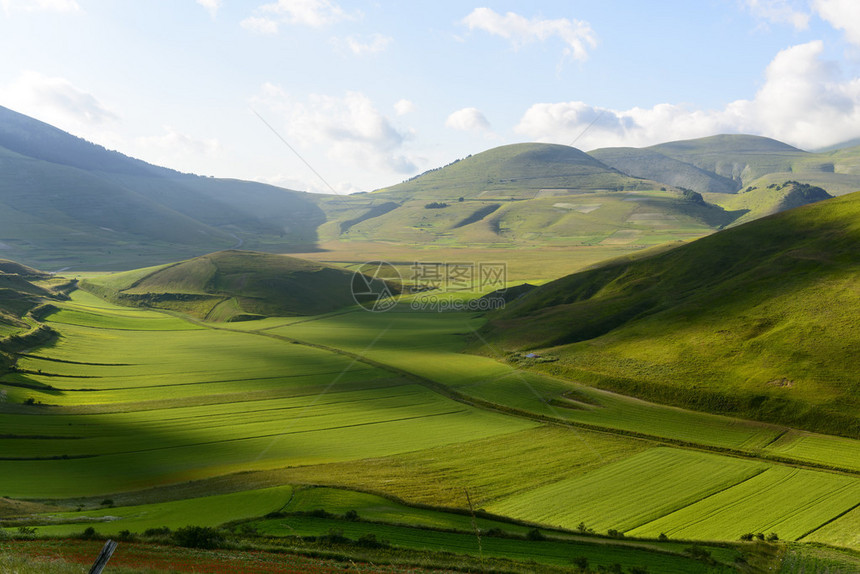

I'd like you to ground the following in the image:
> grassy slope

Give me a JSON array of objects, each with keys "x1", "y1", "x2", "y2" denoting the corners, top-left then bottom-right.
[
  {"x1": 650, "y1": 134, "x2": 860, "y2": 195},
  {"x1": 315, "y1": 143, "x2": 738, "y2": 250},
  {"x1": 480, "y1": 191, "x2": 860, "y2": 436},
  {"x1": 80, "y1": 250, "x2": 380, "y2": 320},
  {"x1": 0, "y1": 106, "x2": 325, "y2": 270},
  {"x1": 589, "y1": 146, "x2": 740, "y2": 194},
  {"x1": 374, "y1": 143, "x2": 643, "y2": 200}
]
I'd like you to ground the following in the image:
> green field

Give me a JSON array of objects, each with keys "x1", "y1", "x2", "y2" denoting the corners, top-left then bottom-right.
[
  {"x1": 1, "y1": 284, "x2": 858, "y2": 574},
  {"x1": 488, "y1": 448, "x2": 768, "y2": 533},
  {"x1": 630, "y1": 466, "x2": 860, "y2": 541}
]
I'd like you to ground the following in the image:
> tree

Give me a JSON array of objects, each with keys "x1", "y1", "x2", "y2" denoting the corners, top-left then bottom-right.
[{"x1": 171, "y1": 525, "x2": 225, "y2": 549}]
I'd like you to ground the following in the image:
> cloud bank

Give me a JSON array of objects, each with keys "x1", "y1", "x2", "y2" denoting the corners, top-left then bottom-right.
[{"x1": 516, "y1": 41, "x2": 860, "y2": 150}]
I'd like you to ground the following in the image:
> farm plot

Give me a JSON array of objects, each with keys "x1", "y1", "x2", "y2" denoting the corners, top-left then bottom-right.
[
  {"x1": 629, "y1": 466, "x2": 860, "y2": 541},
  {"x1": 259, "y1": 425, "x2": 649, "y2": 509},
  {"x1": 0, "y1": 294, "x2": 537, "y2": 499},
  {"x1": 274, "y1": 311, "x2": 785, "y2": 451},
  {"x1": 486, "y1": 447, "x2": 768, "y2": 533},
  {"x1": 763, "y1": 430, "x2": 860, "y2": 472},
  {"x1": 251, "y1": 515, "x2": 737, "y2": 573},
  {"x1": 5, "y1": 486, "x2": 294, "y2": 537},
  {"x1": 803, "y1": 504, "x2": 860, "y2": 549}
]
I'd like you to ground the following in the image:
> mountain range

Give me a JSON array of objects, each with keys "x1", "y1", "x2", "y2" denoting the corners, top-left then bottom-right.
[{"x1": 1, "y1": 104, "x2": 859, "y2": 270}]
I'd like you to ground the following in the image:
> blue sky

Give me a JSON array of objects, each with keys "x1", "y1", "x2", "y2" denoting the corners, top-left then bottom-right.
[{"x1": 1, "y1": 0, "x2": 859, "y2": 193}]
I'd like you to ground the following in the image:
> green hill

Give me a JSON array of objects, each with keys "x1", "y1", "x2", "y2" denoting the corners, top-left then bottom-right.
[
  {"x1": 315, "y1": 143, "x2": 739, "y2": 248},
  {"x1": 0, "y1": 259, "x2": 67, "y2": 374},
  {"x1": 649, "y1": 134, "x2": 860, "y2": 195},
  {"x1": 589, "y1": 146, "x2": 740, "y2": 194},
  {"x1": 0, "y1": 262, "x2": 51, "y2": 336},
  {"x1": 0, "y1": 105, "x2": 326, "y2": 270},
  {"x1": 479, "y1": 191, "x2": 860, "y2": 437},
  {"x1": 81, "y1": 250, "x2": 391, "y2": 321},
  {"x1": 375, "y1": 142, "x2": 643, "y2": 200}
]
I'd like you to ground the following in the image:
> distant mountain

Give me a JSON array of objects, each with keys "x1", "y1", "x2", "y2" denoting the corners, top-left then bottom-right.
[
  {"x1": 375, "y1": 143, "x2": 643, "y2": 200},
  {"x1": 81, "y1": 250, "x2": 393, "y2": 321},
  {"x1": 589, "y1": 146, "x2": 740, "y2": 194},
  {"x1": 814, "y1": 137, "x2": 860, "y2": 153},
  {"x1": 479, "y1": 191, "x2": 860, "y2": 437},
  {"x1": 316, "y1": 143, "x2": 737, "y2": 247},
  {"x1": 0, "y1": 106, "x2": 326, "y2": 270},
  {"x1": 589, "y1": 134, "x2": 858, "y2": 223}
]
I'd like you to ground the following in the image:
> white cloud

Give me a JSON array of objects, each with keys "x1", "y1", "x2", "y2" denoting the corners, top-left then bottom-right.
[
  {"x1": 445, "y1": 107, "x2": 492, "y2": 132},
  {"x1": 743, "y1": 0, "x2": 810, "y2": 29},
  {"x1": 462, "y1": 7, "x2": 596, "y2": 61},
  {"x1": 241, "y1": 16, "x2": 279, "y2": 34},
  {"x1": 243, "y1": 0, "x2": 349, "y2": 33},
  {"x1": 338, "y1": 33, "x2": 393, "y2": 55},
  {"x1": 394, "y1": 99, "x2": 416, "y2": 116},
  {"x1": 515, "y1": 41, "x2": 860, "y2": 151},
  {"x1": 0, "y1": 71, "x2": 118, "y2": 132},
  {"x1": 813, "y1": 0, "x2": 860, "y2": 45},
  {"x1": 254, "y1": 85, "x2": 417, "y2": 174},
  {"x1": 196, "y1": 0, "x2": 220, "y2": 19},
  {"x1": 0, "y1": 0, "x2": 79, "y2": 14}
]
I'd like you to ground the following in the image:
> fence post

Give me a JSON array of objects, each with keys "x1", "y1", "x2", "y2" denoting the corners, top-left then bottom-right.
[{"x1": 88, "y1": 539, "x2": 118, "y2": 574}]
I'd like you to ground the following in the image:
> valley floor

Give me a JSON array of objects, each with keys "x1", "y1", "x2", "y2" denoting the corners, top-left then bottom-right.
[{"x1": 1, "y1": 290, "x2": 858, "y2": 571}]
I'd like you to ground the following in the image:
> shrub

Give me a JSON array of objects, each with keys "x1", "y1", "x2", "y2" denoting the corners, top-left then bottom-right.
[
  {"x1": 527, "y1": 528, "x2": 545, "y2": 541},
  {"x1": 80, "y1": 526, "x2": 98, "y2": 539},
  {"x1": 317, "y1": 529, "x2": 348, "y2": 546},
  {"x1": 766, "y1": 532, "x2": 779, "y2": 542},
  {"x1": 607, "y1": 528, "x2": 624, "y2": 538},
  {"x1": 356, "y1": 533, "x2": 389, "y2": 549},
  {"x1": 740, "y1": 532, "x2": 754, "y2": 541},
  {"x1": 572, "y1": 556, "x2": 588, "y2": 570},
  {"x1": 101, "y1": 499, "x2": 114, "y2": 507},
  {"x1": 685, "y1": 545, "x2": 713, "y2": 564},
  {"x1": 424, "y1": 202, "x2": 449, "y2": 209},
  {"x1": 144, "y1": 526, "x2": 171, "y2": 537},
  {"x1": 344, "y1": 509, "x2": 359, "y2": 521},
  {"x1": 658, "y1": 532, "x2": 669, "y2": 541},
  {"x1": 171, "y1": 526, "x2": 225, "y2": 549},
  {"x1": 117, "y1": 530, "x2": 135, "y2": 541}
]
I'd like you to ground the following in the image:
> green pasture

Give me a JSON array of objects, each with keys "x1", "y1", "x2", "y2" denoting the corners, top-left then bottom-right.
[
  {"x1": 764, "y1": 430, "x2": 860, "y2": 472},
  {"x1": 4, "y1": 486, "x2": 293, "y2": 537},
  {"x1": 488, "y1": 447, "x2": 768, "y2": 533},
  {"x1": 270, "y1": 310, "x2": 786, "y2": 451},
  {"x1": 630, "y1": 466, "x2": 860, "y2": 541},
  {"x1": 2, "y1": 288, "x2": 859, "y2": 554},
  {"x1": 251, "y1": 514, "x2": 738, "y2": 573},
  {"x1": 804, "y1": 505, "x2": 860, "y2": 549}
]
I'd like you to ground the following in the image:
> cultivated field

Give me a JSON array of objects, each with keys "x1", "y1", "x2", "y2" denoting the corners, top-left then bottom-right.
[{"x1": 2, "y1": 287, "x2": 859, "y2": 573}]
